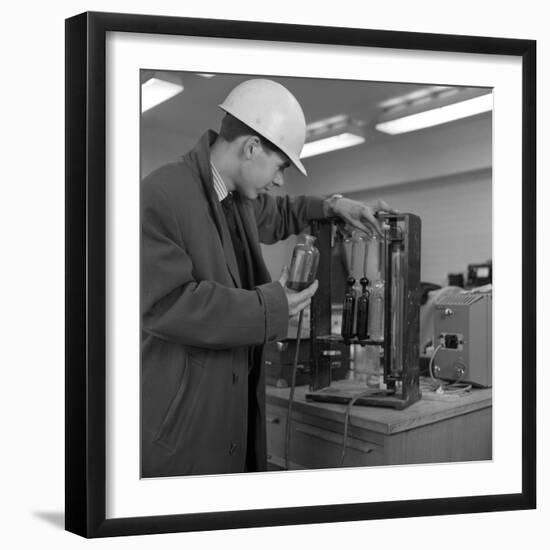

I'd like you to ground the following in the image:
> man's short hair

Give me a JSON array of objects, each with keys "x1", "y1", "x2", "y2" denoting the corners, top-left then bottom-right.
[{"x1": 219, "y1": 114, "x2": 285, "y2": 158}]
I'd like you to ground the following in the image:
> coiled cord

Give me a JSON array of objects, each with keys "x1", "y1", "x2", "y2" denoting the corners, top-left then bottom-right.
[{"x1": 426, "y1": 344, "x2": 472, "y2": 394}]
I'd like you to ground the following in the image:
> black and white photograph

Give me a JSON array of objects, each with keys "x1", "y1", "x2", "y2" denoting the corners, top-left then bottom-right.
[
  {"x1": 61, "y1": 9, "x2": 537, "y2": 540},
  {"x1": 1, "y1": 0, "x2": 545, "y2": 546},
  {"x1": 140, "y1": 71, "x2": 494, "y2": 478}
]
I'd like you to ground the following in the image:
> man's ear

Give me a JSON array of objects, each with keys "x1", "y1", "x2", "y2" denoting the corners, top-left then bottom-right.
[{"x1": 242, "y1": 135, "x2": 262, "y2": 160}]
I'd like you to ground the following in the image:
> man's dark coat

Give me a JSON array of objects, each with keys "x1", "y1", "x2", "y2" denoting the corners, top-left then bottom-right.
[{"x1": 141, "y1": 131, "x2": 324, "y2": 476}]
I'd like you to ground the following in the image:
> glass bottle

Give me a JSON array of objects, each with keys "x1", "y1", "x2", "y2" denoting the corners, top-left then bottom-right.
[{"x1": 287, "y1": 234, "x2": 320, "y2": 291}]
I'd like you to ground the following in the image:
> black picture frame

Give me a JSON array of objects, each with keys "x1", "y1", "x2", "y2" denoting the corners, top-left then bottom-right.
[{"x1": 65, "y1": 11, "x2": 536, "y2": 538}]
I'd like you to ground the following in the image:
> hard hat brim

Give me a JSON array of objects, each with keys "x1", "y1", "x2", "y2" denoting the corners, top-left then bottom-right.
[{"x1": 288, "y1": 152, "x2": 307, "y2": 177}]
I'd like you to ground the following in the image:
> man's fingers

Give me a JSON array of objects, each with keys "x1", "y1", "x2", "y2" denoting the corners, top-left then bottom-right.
[
  {"x1": 350, "y1": 219, "x2": 371, "y2": 235},
  {"x1": 305, "y1": 279, "x2": 319, "y2": 296},
  {"x1": 285, "y1": 279, "x2": 318, "y2": 316},
  {"x1": 360, "y1": 207, "x2": 383, "y2": 237},
  {"x1": 278, "y1": 265, "x2": 289, "y2": 287},
  {"x1": 291, "y1": 298, "x2": 312, "y2": 316},
  {"x1": 376, "y1": 199, "x2": 399, "y2": 214},
  {"x1": 298, "y1": 280, "x2": 317, "y2": 299},
  {"x1": 292, "y1": 280, "x2": 318, "y2": 303}
]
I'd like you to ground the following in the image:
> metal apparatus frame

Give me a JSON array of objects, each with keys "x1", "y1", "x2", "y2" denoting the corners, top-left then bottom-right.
[{"x1": 307, "y1": 213, "x2": 422, "y2": 410}]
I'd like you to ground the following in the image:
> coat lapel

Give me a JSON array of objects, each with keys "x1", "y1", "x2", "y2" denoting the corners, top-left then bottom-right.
[
  {"x1": 185, "y1": 131, "x2": 241, "y2": 288},
  {"x1": 213, "y1": 200, "x2": 242, "y2": 288},
  {"x1": 235, "y1": 197, "x2": 272, "y2": 285}
]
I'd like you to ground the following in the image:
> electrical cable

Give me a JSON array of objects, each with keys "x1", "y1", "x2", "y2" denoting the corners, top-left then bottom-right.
[
  {"x1": 428, "y1": 344, "x2": 443, "y2": 385},
  {"x1": 284, "y1": 309, "x2": 304, "y2": 471},
  {"x1": 426, "y1": 344, "x2": 472, "y2": 395},
  {"x1": 340, "y1": 390, "x2": 372, "y2": 467}
]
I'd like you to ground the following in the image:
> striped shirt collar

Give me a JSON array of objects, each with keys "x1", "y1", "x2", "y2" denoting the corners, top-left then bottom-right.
[{"x1": 210, "y1": 162, "x2": 229, "y2": 202}]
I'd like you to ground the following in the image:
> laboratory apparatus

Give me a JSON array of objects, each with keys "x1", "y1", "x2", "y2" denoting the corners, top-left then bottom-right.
[{"x1": 306, "y1": 213, "x2": 422, "y2": 409}]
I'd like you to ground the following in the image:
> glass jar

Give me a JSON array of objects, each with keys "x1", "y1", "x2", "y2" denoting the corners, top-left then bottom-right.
[{"x1": 287, "y1": 234, "x2": 320, "y2": 291}]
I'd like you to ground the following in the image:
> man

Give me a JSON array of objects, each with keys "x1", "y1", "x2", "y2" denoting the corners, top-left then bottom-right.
[{"x1": 141, "y1": 79, "x2": 392, "y2": 477}]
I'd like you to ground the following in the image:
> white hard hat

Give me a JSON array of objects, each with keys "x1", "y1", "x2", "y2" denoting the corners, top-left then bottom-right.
[{"x1": 218, "y1": 79, "x2": 308, "y2": 176}]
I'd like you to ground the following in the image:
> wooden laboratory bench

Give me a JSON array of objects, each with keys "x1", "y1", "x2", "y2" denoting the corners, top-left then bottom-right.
[{"x1": 265, "y1": 380, "x2": 492, "y2": 470}]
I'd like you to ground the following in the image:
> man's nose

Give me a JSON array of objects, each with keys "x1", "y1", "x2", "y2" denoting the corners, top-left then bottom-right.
[{"x1": 273, "y1": 172, "x2": 284, "y2": 187}]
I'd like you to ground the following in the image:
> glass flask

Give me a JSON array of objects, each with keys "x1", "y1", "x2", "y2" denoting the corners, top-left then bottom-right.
[{"x1": 287, "y1": 234, "x2": 320, "y2": 291}]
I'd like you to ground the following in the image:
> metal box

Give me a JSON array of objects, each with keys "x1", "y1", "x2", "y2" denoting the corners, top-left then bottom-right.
[{"x1": 433, "y1": 292, "x2": 492, "y2": 387}]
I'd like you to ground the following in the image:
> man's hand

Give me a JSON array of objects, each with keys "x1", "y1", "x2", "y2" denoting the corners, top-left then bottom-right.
[
  {"x1": 278, "y1": 266, "x2": 319, "y2": 317},
  {"x1": 328, "y1": 197, "x2": 398, "y2": 237}
]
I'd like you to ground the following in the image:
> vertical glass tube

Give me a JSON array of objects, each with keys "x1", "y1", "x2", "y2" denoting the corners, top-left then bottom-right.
[
  {"x1": 356, "y1": 235, "x2": 369, "y2": 341},
  {"x1": 390, "y1": 242, "x2": 404, "y2": 373},
  {"x1": 368, "y1": 279, "x2": 384, "y2": 340},
  {"x1": 365, "y1": 234, "x2": 380, "y2": 282},
  {"x1": 341, "y1": 236, "x2": 356, "y2": 341},
  {"x1": 366, "y1": 232, "x2": 384, "y2": 341},
  {"x1": 341, "y1": 275, "x2": 356, "y2": 341},
  {"x1": 356, "y1": 278, "x2": 369, "y2": 340}
]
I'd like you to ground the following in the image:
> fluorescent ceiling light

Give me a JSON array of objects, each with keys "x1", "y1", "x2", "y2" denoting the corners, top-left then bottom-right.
[
  {"x1": 378, "y1": 86, "x2": 453, "y2": 110},
  {"x1": 196, "y1": 73, "x2": 216, "y2": 78},
  {"x1": 302, "y1": 115, "x2": 366, "y2": 159},
  {"x1": 301, "y1": 133, "x2": 365, "y2": 159},
  {"x1": 141, "y1": 78, "x2": 184, "y2": 113},
  {"x1": 376, "y1": 93, "x2": 493, "y2": 135},
  {"x1": 306, "y1": 114, "x2": 349, "y2": 134}
]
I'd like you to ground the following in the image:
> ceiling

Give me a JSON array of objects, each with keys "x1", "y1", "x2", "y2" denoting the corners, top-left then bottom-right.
[{"x1": 141, "y1": 70, "x2": 490, "y2": 146}]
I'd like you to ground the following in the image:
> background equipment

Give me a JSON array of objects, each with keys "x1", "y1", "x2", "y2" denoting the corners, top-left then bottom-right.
[{"x1": 432, "y1": 291, "x2": 492, "y2": 387}]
